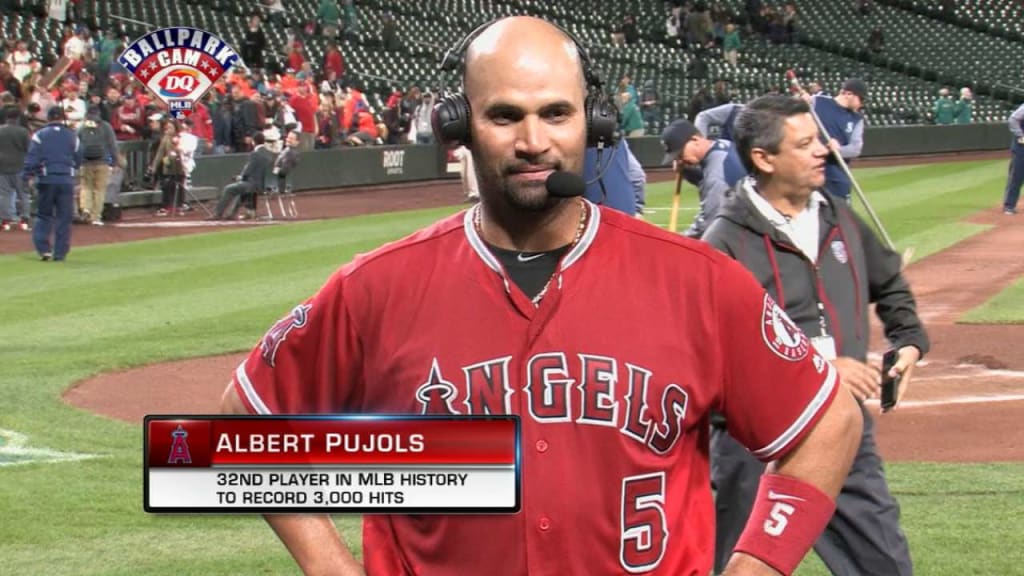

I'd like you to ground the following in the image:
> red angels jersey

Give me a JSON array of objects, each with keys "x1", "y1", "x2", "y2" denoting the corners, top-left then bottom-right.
[{"x1": 232, "y1": 200, "x2": 839, "y2": 576}]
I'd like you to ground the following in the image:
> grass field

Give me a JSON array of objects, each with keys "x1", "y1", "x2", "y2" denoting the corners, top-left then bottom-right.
[{"x1": 1, "y1": 159, "x2": 1022, "y2": 575}]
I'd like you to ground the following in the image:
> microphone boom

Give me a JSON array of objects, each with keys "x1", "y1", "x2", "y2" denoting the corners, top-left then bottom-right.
[{"x1": 546, "y1": 171, "x2": 586, "y2": 198}]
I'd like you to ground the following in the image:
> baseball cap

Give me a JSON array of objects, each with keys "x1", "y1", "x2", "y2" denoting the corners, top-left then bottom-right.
[
  {"x1": 47, "y1": 106, "x2": 65, "y2": 121},
  {"x1": 660, "y1": 119, "x2": 701, "y2": 165},
  {"x1": 841, "y1": 78, "x2": 868, "y2": 102}
]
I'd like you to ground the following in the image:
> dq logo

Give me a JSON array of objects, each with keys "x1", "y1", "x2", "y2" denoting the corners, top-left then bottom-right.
[{"x1": 159, "y1": 69, "x2": 200, "y2": 97}]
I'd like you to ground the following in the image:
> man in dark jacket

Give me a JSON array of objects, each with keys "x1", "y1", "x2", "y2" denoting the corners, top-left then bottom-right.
[
  {"x1": 22, "y1": 106, "x2": 81, "y2": 261},
  {"x1": 702, "y1": 95, "x2": 928, "y2": 576},
  {"x1": 211, "y1": 131, "x2": 274, "y2": 220},
  {"x1": 0, "y1": 107, "x2": 30, "y2": 230}
]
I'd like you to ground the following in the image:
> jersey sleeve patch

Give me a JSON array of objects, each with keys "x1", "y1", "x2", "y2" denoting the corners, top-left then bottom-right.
[
  {"x1": 760, "y1": 294, "x2": 811, "y2": 362},
  {"x1": 260, "y1": 303, "x2": 313, "y2": 368}
]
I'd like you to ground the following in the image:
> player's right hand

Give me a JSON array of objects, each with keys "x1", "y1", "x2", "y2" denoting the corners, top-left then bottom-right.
[{"x1": 832, "y1": 356, "x2": 881, "y2": 402}]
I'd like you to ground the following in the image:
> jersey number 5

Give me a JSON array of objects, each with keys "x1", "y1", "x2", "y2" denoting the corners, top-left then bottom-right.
[{"x1": 620, "y1": 472, "x2": 669, "y2": 573}]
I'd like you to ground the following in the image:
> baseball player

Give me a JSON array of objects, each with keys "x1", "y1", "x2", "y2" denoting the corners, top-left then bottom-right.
[
  {"x1": 809, "y1": 79, "x2": 867, "y2": 202},
  {"x1": 220, "y1": 16, "x2": 863, "y2": 576},
  {"x1": 1001, "y1": 101, "x2": 1024, "y2": 214},
  {"x1": 660, "y1": 118, "x2": 747, "y2": 239},
  {"x1": 702, "y1": 95, "x2": 929, "y2": 576},
  {"x1": 694, "y1": 101, "x2": 744, "y2": 142}
]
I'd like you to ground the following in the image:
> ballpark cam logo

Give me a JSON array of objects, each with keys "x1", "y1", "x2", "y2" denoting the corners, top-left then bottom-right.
[
  {"x1": 260, "y1": 303, "x2": 313, "y2": 368},
  {"x1": 761, "y1": 294, "x2": 810, "y2": 361},
  {"x1": 118, "y1": 27, "x2": 240, "y2": 119}
]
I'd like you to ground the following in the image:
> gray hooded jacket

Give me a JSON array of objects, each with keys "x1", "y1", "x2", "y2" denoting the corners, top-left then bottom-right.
[{"x1": 702, "y1": 181, "x2": 929, "y2": 365}]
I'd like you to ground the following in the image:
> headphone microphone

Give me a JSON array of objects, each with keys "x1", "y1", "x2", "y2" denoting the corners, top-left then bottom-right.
[{"x1": 546, "y1": 171, "x2": 586, "y2": 198}]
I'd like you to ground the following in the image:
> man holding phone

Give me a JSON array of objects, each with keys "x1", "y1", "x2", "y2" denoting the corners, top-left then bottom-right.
[{"x1": 702, "y1": 95, "x2": 930, "y2": 576}]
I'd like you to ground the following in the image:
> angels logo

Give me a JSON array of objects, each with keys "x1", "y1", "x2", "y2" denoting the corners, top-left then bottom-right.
[
  {"x1": 260, "y1": 304, "x2": 312, "y2": 367},
  {"x1": 118, "y1": 27, "x2": 240, "y2": 119},
  {"x1": 760, "y1": 294, "x2": 810, "y2": 361},
  {"x1": 167, "y1": 425, "x2": 192, "y2": 465},
  {"x1": 831, "y1": 239, "x2": 849, "y2": 264}
]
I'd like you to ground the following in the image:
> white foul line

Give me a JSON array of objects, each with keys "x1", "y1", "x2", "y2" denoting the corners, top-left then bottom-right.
[{"x1": 865, "y1": 393, "x2": 1024, "y2": 410}]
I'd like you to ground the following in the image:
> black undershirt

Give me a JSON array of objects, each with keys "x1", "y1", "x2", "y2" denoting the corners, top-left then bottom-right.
[{"x1": 486, "y1": 242, "x2": 573, "y2": 301}]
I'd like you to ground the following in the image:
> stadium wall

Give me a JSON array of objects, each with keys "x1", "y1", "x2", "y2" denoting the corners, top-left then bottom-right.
[{"x1": 118, "y1": 123, "x2": 1010, "y2": 200}]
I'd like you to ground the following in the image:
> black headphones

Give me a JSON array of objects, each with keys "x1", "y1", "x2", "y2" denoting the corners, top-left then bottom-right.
[{"x1": 431, "y1": 17, "x2": 621, "y2": 149}]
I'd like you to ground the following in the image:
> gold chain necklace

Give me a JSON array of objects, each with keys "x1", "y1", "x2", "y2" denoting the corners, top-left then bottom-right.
[{"x1": 475, "y1": 199, "x2": 589, "y2": 306}]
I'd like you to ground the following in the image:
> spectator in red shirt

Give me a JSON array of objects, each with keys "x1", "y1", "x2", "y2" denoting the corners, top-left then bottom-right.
[
  {"x1": 323, "y1": 40, "x2": 345, "y2": 80},
  {"x1": 288, "y1": 84, "x2": 317, "y2": 150},
  {"x1": 111, "y1": 92, "x2": 144, "y2": 140},
  {"x1": 344, "y1": 103, "x2": 379, "y2": 146},
  {"x1": 287, "y1": 44, "x2": 306, "y2": 73},
  {"x1": 340, "y1": 86, "x2": 364, "y2": 134},
  {"x1": 190, "y1": 99, "x2": 214, "y2": 153}
]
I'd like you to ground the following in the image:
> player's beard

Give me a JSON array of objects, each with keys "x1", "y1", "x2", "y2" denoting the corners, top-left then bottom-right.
[{"x1": 474, "y1": 154, "x2": 580, "y2": 213}]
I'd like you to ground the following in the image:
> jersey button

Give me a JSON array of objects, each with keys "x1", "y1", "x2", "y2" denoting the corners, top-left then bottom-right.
[
  {"x1": 538, "y1": 517, "x2": 551, "y2": 531},
  {"x1": 535, "y1": 440, "x2": 548, "y2": 453}
]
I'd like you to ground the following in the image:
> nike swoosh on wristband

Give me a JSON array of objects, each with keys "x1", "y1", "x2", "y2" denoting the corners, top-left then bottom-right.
[
  {"x1": 767, "y1": 490, "x2": 807, "y2": 502},
  {"x1": 517, "y1": 253, "x2": 544, "y2": 262}
]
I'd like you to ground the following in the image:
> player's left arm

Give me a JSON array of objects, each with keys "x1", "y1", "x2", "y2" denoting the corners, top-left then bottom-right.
[
  {"x1": 850, "y1": 209, "x2": 929, "y2": 398},
  {"x1": 220, "y1": 388, "x2": 365, "y2": 576},
  {"x1": 714, "y1": 258, "x2": 863, "y2": 576},
  {"x1": 837, "y1": 118, "x2": 864, "y2": 159},
  {"x1": 697, "y1": 155, "x2": 731, "y2": 225},
  {"x1": 723, "y1": 389, "x2": 862, "y2": 576}
]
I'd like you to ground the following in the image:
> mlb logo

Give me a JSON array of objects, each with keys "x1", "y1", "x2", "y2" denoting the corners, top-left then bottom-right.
[{"x1": 169, "y1": 99, "x2": 193, "y2": 119}]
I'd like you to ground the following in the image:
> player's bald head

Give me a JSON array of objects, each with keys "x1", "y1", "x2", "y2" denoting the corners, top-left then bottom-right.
[{"x1": 463, "y1": 16, "x2": 586, "y2": 98}]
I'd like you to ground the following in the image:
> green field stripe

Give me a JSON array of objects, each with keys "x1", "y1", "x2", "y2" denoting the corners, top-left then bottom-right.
[
  {"x1": 896, "y1": 222, "x2": 990, "y2": 264},
  {"x1": 851, "y1": 162, "x2": 1004, "y2": 215},
  {"x1": 1, "y1": 210, "x2": 463, "y2": 320},
  {"x1": 0, "y1": 295, "x2": 312, "y2": 379},
  {"x1": 852, "y1": 160, "x2": 1001, "y2": 192},
  {"x1": 2, "y1": 242, "x2": 355, "y2": 324},
  {"x1": 850, "y1": 164, "x2": 931, "y2": 178},
  {"x1": 961, "y1": 277, "x2": 1024, "y2": 323},
  {"x1": 0, "y1": 209, "x2": 460, "y2": 298}
]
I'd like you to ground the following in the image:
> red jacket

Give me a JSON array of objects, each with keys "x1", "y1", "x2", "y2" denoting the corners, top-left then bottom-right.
[
  {"x1": 356, "y1": 110, "x2": 378, "y2": 138},
  {"x1": 324, "y1": 49, "x2": 345, "y2": 79},
  {"x1": 191, "y1": 101, "x2": 213, "y2": 142},
  {"x1": 288, "y1": 51, "x2": 305, "y2": 72},
  {"x1": 112, "y1": 101, "x2": 144, "y2": 140},
  {"x1": 289, "y1": 94, "x2": 317, "y2": 134}
]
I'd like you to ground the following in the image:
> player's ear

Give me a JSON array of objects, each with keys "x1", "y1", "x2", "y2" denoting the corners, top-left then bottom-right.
[{"x1": 750, "y1": 147, "x2": 774, "y2": 175}]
